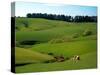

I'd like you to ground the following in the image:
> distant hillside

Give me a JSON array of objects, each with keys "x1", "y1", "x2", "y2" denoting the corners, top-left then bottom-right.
[{"x1": 16, "y1": 18, "x2": 96, "y2": 42}]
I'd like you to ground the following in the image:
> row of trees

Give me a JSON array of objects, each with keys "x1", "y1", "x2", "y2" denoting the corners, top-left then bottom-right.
[{"x1": 26, "y1": 13, "x2": 97, "y2": 22}]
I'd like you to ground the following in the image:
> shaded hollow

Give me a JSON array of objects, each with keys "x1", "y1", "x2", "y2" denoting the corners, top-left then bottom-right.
[{"x1": 19, "y1": 40, "x2": 40, "y2": 45}]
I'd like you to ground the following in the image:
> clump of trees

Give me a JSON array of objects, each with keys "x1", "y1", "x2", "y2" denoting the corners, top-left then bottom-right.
[{"x1": 26, "y1": 13, "x2": 97, "y2": 22}]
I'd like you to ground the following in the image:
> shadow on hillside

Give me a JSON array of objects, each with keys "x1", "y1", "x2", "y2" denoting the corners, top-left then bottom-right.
[
  {"x1": 20, "y1": 40, "x2": 40, "y2": 45},
  {"x1": 16, "y1": 63, "x2": 32, "y2": 67},
  {"x1": 16, "y1": 40, "x2": 42, "y2": 48}
]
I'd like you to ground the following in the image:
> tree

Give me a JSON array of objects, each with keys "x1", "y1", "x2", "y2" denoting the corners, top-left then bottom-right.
[
  {"x1": 27, "y1": 13, "x2": 32, "y2": 18},
  {"x1": 26, "y1": 13, "x2": 97, "y2": 22}
]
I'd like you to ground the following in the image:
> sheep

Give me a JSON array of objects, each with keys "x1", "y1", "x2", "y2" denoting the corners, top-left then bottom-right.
[
  {"x1": 54, "y1": 56, "x2": 65, "y2": 62},
  {"x1": 76, "y1": 55, "x2": 80, "y2": 60},
  {"x1": 71, "y1": 55, "x2": 80, "y2": 62}
]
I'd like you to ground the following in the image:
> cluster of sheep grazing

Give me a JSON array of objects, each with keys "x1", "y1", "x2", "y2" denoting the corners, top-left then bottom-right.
[
  {"x1": 70, "y1": 55, "x2": 80, "y2": 62},
  {"x1": 54, "y1": 56, "x2": 65, "y2": 62},
  {"x1": 53, "y1": 55, "x2": 80, "y2": 62},
  {"x1": 47, "y1": 52, "x2": 80, "y2": 63}
]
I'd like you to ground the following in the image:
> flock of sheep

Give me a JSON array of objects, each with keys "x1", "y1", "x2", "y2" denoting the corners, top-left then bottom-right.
[{"x1": 53, "y1": 55, "x2": 80, "y2": 62}]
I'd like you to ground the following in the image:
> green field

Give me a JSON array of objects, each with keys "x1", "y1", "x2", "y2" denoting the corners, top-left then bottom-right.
[
  {"x1": 15, "y1": 17, "x2": 97, "y2": 73},
  {"x1": 15, "y1": 47, "x2": 54, "y2": 64}
]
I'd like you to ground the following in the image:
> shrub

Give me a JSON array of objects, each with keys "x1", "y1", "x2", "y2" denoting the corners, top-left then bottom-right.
[
  {"x1": 48, "y1": 53, "x2": 54, "y2": 55},
  {"x1": 83, "y1": 30, "x2": 92, "y2": 36}
]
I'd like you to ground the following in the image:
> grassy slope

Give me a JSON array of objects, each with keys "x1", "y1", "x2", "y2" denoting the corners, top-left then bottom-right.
[
  {"x1": 16, "y1": 18, "x2": 70, "y2": 31},
  {"x1": 16, "y1": 18, "x2": 96, "y2": 42},
  {"x1": 16, "y1": 39, "x2": 97, "y2": 73},
  {"x1": 15, "y1": 47, "x2": 54, "y2": 64},
  {"x1": 15, "y1": 18, "x2": 97, "y2": 73},
  {"x1": 16, "y1": 52, "x2": 97, "y2": 73},
  {"x1": 30, "y1": 40, "x2": 97, "y2": 57}
]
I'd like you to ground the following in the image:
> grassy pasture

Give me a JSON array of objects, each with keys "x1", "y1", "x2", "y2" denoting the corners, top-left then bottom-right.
[
  {"x1": 16, "y1": 18, "x2": 96, "y2": 42},
  {"x1": 15, "y1": 47, "x2": 54, "y2": 64},
  {"x1": 30, "y1": 40, "x2": 97, "y2": 57},
  {"x1": 15, "y1": 17, "x2": 97, "y2": 73},
  {"x1": 16, "y1": 52, "x2": 97, "y2": 73}
]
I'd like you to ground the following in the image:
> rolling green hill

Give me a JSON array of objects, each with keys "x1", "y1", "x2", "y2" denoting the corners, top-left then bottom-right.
[
  {"x1": 15, "y1": 17, "x2": 97, "y2": 73},
  {"x1": 16, "y1": 51, "x2": 97, "y2": 73},
  {"x1": 16, "y1": 18, "x2": 96, "y2": 42},
  {"x1": 15, "y1": 47, "x2": 54, "y2": 64},
  {"x1": 30, "y1": 40, "x2": 97, "y2": 57}
]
